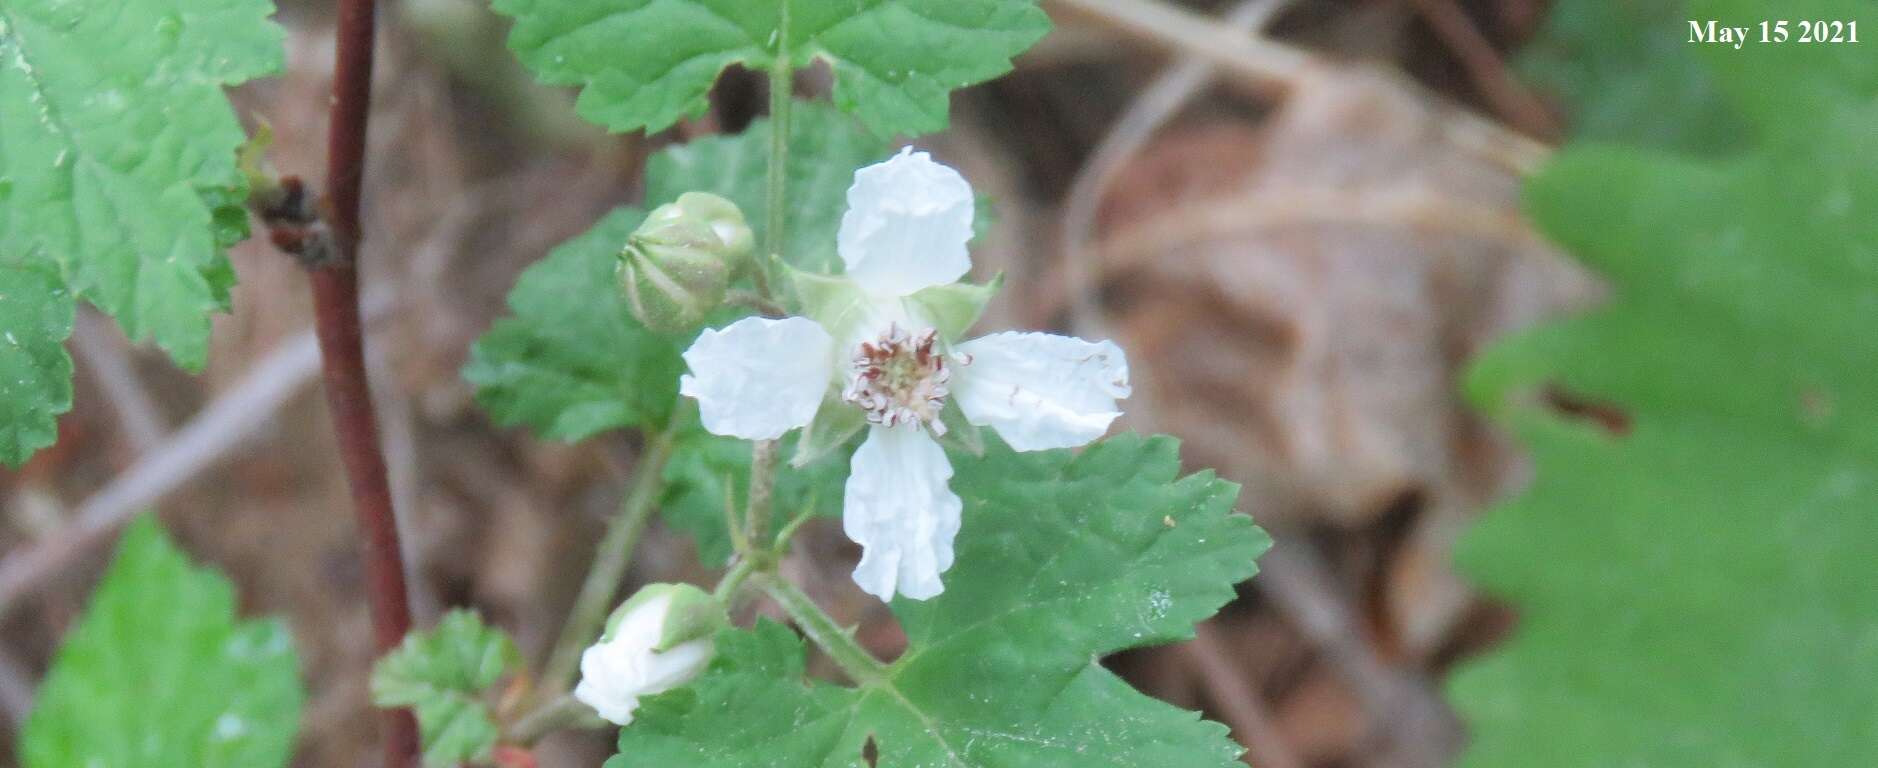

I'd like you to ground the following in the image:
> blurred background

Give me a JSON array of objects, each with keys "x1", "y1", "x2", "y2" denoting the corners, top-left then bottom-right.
[{"x1": 0, "y1": 0, "x2": 1639, "y2": 765}]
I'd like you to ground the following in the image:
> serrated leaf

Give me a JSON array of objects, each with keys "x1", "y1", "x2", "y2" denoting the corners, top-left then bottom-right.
[
  {"x1": 493, "y1": 0, "x2": 1049, "y2": 137},
  {"x1": 648, "y1": 103, "x2": 886, "y2": 273},
  {"x1": 1452, "y1": 1, "x2": 1878, "y2": 765},
  {"x1": 464, "y1": 207, "x2": 687, "y2": 440},
  {"x1": 617, "y1": 434, "x2": 1269, "y2": 767},
  {"x1": 1517, "y1": 0, "x2": 1747, "y2": 153},
  {"x1": 372, "y1": 609, "x2": 521, "y2": 768},
  {"x1": 23, "y1": 517, "x2": 303, "y2": 768},
  {"x1": 0, "y1": 262, "x2": 73, "y2": 465},
  {"x1": 0, "y1": 0, "x2": 283, "y2": 464}
]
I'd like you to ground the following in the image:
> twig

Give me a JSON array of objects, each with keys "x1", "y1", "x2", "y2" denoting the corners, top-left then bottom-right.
[
  {"x1": 71, "y1": 311, "x2": 168, "y2": 454},
  {"x1": 1180, "y1": 622, "x2": 1303, "y2": 768},
  {"x1": 1045, "y1": 0, "x2": 1315, "y2": 97},
  {"x1": 313, "y1": 0, "x2": 418, "y2": 763},
  {"x1": 0, "y1": 644, "x2": 36, "y2": 728},
  {"x1": 1050, "y1": 3, "x2": 1465, "y2": 753},
  {"x1": 1096, "y1": 187, "x2": 1547, "y2": 274},
  {"x1": 1404, "y1": 0, "x2": 1559, "y2": 140},
  {"x1": 1255, "y1": 541, "x2": 1462, "y2": 768},
  {"x1": 1058, "y1": 0, "x2": 1295, "y2": 340},
  {"x1": 0, "y1": 289, "x2": 395, "y2": 621},
  {"x1": 1046, "y1": 0, "x2": 1551, "y2": 175},
  {"x1": 537, "y1": 422, "x2": 680, "y2": 697}
]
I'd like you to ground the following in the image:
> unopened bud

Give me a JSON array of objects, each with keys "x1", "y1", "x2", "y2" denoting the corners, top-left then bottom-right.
[
  {"x1": 618, "y1": 192, "x2": 754, "y2": 332},
  {"x1": 574, "y1": 583, "x2": 726, "y2": 726}
]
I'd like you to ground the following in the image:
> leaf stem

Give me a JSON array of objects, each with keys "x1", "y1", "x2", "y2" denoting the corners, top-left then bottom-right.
[
  {"x1": 761, "y1": 4, "x2": 794, "y2": 298},
  {"x1": 539, "y1": 419, "x2": 680, "y2": 696},
  {"x1": 757, "y1": 574, "x2": 886, "y2": 685},
  {"x1": 318, "y1": 0, "x2": 418, "y2": 765}
]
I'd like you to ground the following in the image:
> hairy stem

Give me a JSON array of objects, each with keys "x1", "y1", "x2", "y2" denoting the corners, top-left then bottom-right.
[
  {"x1": 761, "y1": 5, "x2": 794, "y2": 298},
  {"x1": 744, "y1": 439, "x2": 779, "y2": 552},
  {"x1": 725, "y1": 288, "x2": 787, "y2": 317},
  {"x1": 506, "y1": 694, "x2": 604, "y2": 744},
  {"x1": 318, "y1": 0, "x2": 417, "y2": 765},
  {"x1": 712, "y1": 556, "x2": 760, "y2": 603},
  {"x1": 539, "y1": 422, "x2": 680, "y2": 695},
  {"x1": 758, "y1": 575, "x2": 886, "y2": 685}
]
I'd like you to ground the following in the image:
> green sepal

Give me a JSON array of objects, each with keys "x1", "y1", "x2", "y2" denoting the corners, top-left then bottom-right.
[
  {"x1": 909, "y1": 272, "x2": 1003, "y2": 342},
  {"x1": 602, "y1": 583, "x2": 727, "y2": 652},
  {"x1": 935, "y1": 400, "x2": 987, "y2": 458},
  {"x1": 784, "y1": 264, "x2": 870, "y2": 342},
  {"x1": 793, "y1": 397, "x2": 867, "y2": 469}
]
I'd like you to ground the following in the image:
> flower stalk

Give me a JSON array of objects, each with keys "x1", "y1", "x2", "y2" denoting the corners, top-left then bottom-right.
[
  {"x1": 762, "y1": 3, "x2": 794, "y2": 299},
  {"x1": 539, "y1": 419, "x2": 681, "y2": 697}
]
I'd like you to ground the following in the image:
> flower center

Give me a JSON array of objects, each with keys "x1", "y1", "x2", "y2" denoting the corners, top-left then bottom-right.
[{"x1": 843, "y1": 324, "x2": 963, "y2": 434}]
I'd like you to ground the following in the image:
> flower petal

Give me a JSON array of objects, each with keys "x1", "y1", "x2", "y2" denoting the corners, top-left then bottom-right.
[
  {"x1": 680, "y1": 316, "x2": 833, "y2": 440},
  {"x1": 843, "y1": 424, "x2": 962, "y2": 601},
  {"x1": 837, "y1": 148, "x2": 975, "y2": 298},
  {"x1": 952, "y1": 332, "x2": 1131, "y2": 451},
  {"x1": 574, "y1": 645, "x2": 641, "y2": 725}
]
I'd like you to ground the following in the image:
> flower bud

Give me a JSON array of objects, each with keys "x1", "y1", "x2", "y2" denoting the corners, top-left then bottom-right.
[
  {"x1": 618, "y1": 192, "x2": 754, "y2": 333},
  {"x1": 573, "y1": 583, "x2": 726, "y2": 726}
]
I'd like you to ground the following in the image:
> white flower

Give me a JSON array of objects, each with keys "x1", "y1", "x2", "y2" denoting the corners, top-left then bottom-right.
[
  {"x1": 573, "y1": 585, "x2": 717, "y2": 726},
  {"x1": 678, "y1": 148, "x2": 1131, "y2": 602}
]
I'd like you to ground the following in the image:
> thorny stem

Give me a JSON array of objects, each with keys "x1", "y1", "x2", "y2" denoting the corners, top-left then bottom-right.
[
  {"x1": 539, "y1": 420, "x2": 681, "y2": 696},
  {"x1": 758, "y1": 575, "x2": 887, "y2": 685},
  {"x1": 761, "y1": 3, "x2": 794, "y2": 300},
  {"x1": 315, "y1": 0, "x2": 417, "y2": 765}
]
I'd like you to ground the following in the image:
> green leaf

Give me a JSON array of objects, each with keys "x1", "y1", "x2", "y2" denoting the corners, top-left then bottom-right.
[
  {"x1": 661, "y1": 408, "x2": 852, "y2": 566},
  {"x1": 22, "y1": 517, "x2": 303, "y2": 768},
  {"x1": 371, "y1": 609, "x2": 521, "y2": 768},
  {"x1": 464, "y1": 207, "x2": 688, "y2": 440},
  {"x1": 1453, "y1": 1, "x2": 1878, "y2": 765},
  {"x1": 493, "y1": 0, "x2": 1049, "y2": 137},
  {"x1": 0, "y1": 262, "x2": 73, "y2": 465},
  {"x1": 0, "y1": 0, "x2": 283, "y2": 464},
  {"x1": 647, "y1": 103, "x2": 886, "y2": 273},
  {"x1": 618, "y1": 434, "x2": 1269, "y2": 767},
  {"x1": 1517, "y1": 0, "x2": 1747, "y2": 152}
]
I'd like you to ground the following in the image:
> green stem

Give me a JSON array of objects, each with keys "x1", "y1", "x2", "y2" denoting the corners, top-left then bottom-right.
[
  {"x1": 538, "y1": 419, "x2": 680, "y2": 695},
  {"x1": 760, "y1": 4, "x2": 794, "y2": 299},
  {"x1": 712, "y1": 556, "x2": 760, "y2": 603},
  {"x1": 505, "y1": 693, "x2": 603, "y2": 745},
  {"x1": 745, "y1": 439, "x2": 779, "y2": 551},
  {"x1": 758, "y1": 574, "x2": 886, "y2": 685}
]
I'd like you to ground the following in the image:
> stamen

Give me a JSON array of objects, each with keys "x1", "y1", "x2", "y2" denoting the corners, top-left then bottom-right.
[{"x1": 842, "y1": 324, "x2": 963, "y2": 435}]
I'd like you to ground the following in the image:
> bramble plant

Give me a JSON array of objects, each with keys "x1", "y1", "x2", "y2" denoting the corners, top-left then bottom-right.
[
  {"x1": 3, "y1": 0, "x2": 1873, "y2": 766},
  {"x1": 2, "y1": 0, "x2": 1270, "y2": 764}
]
